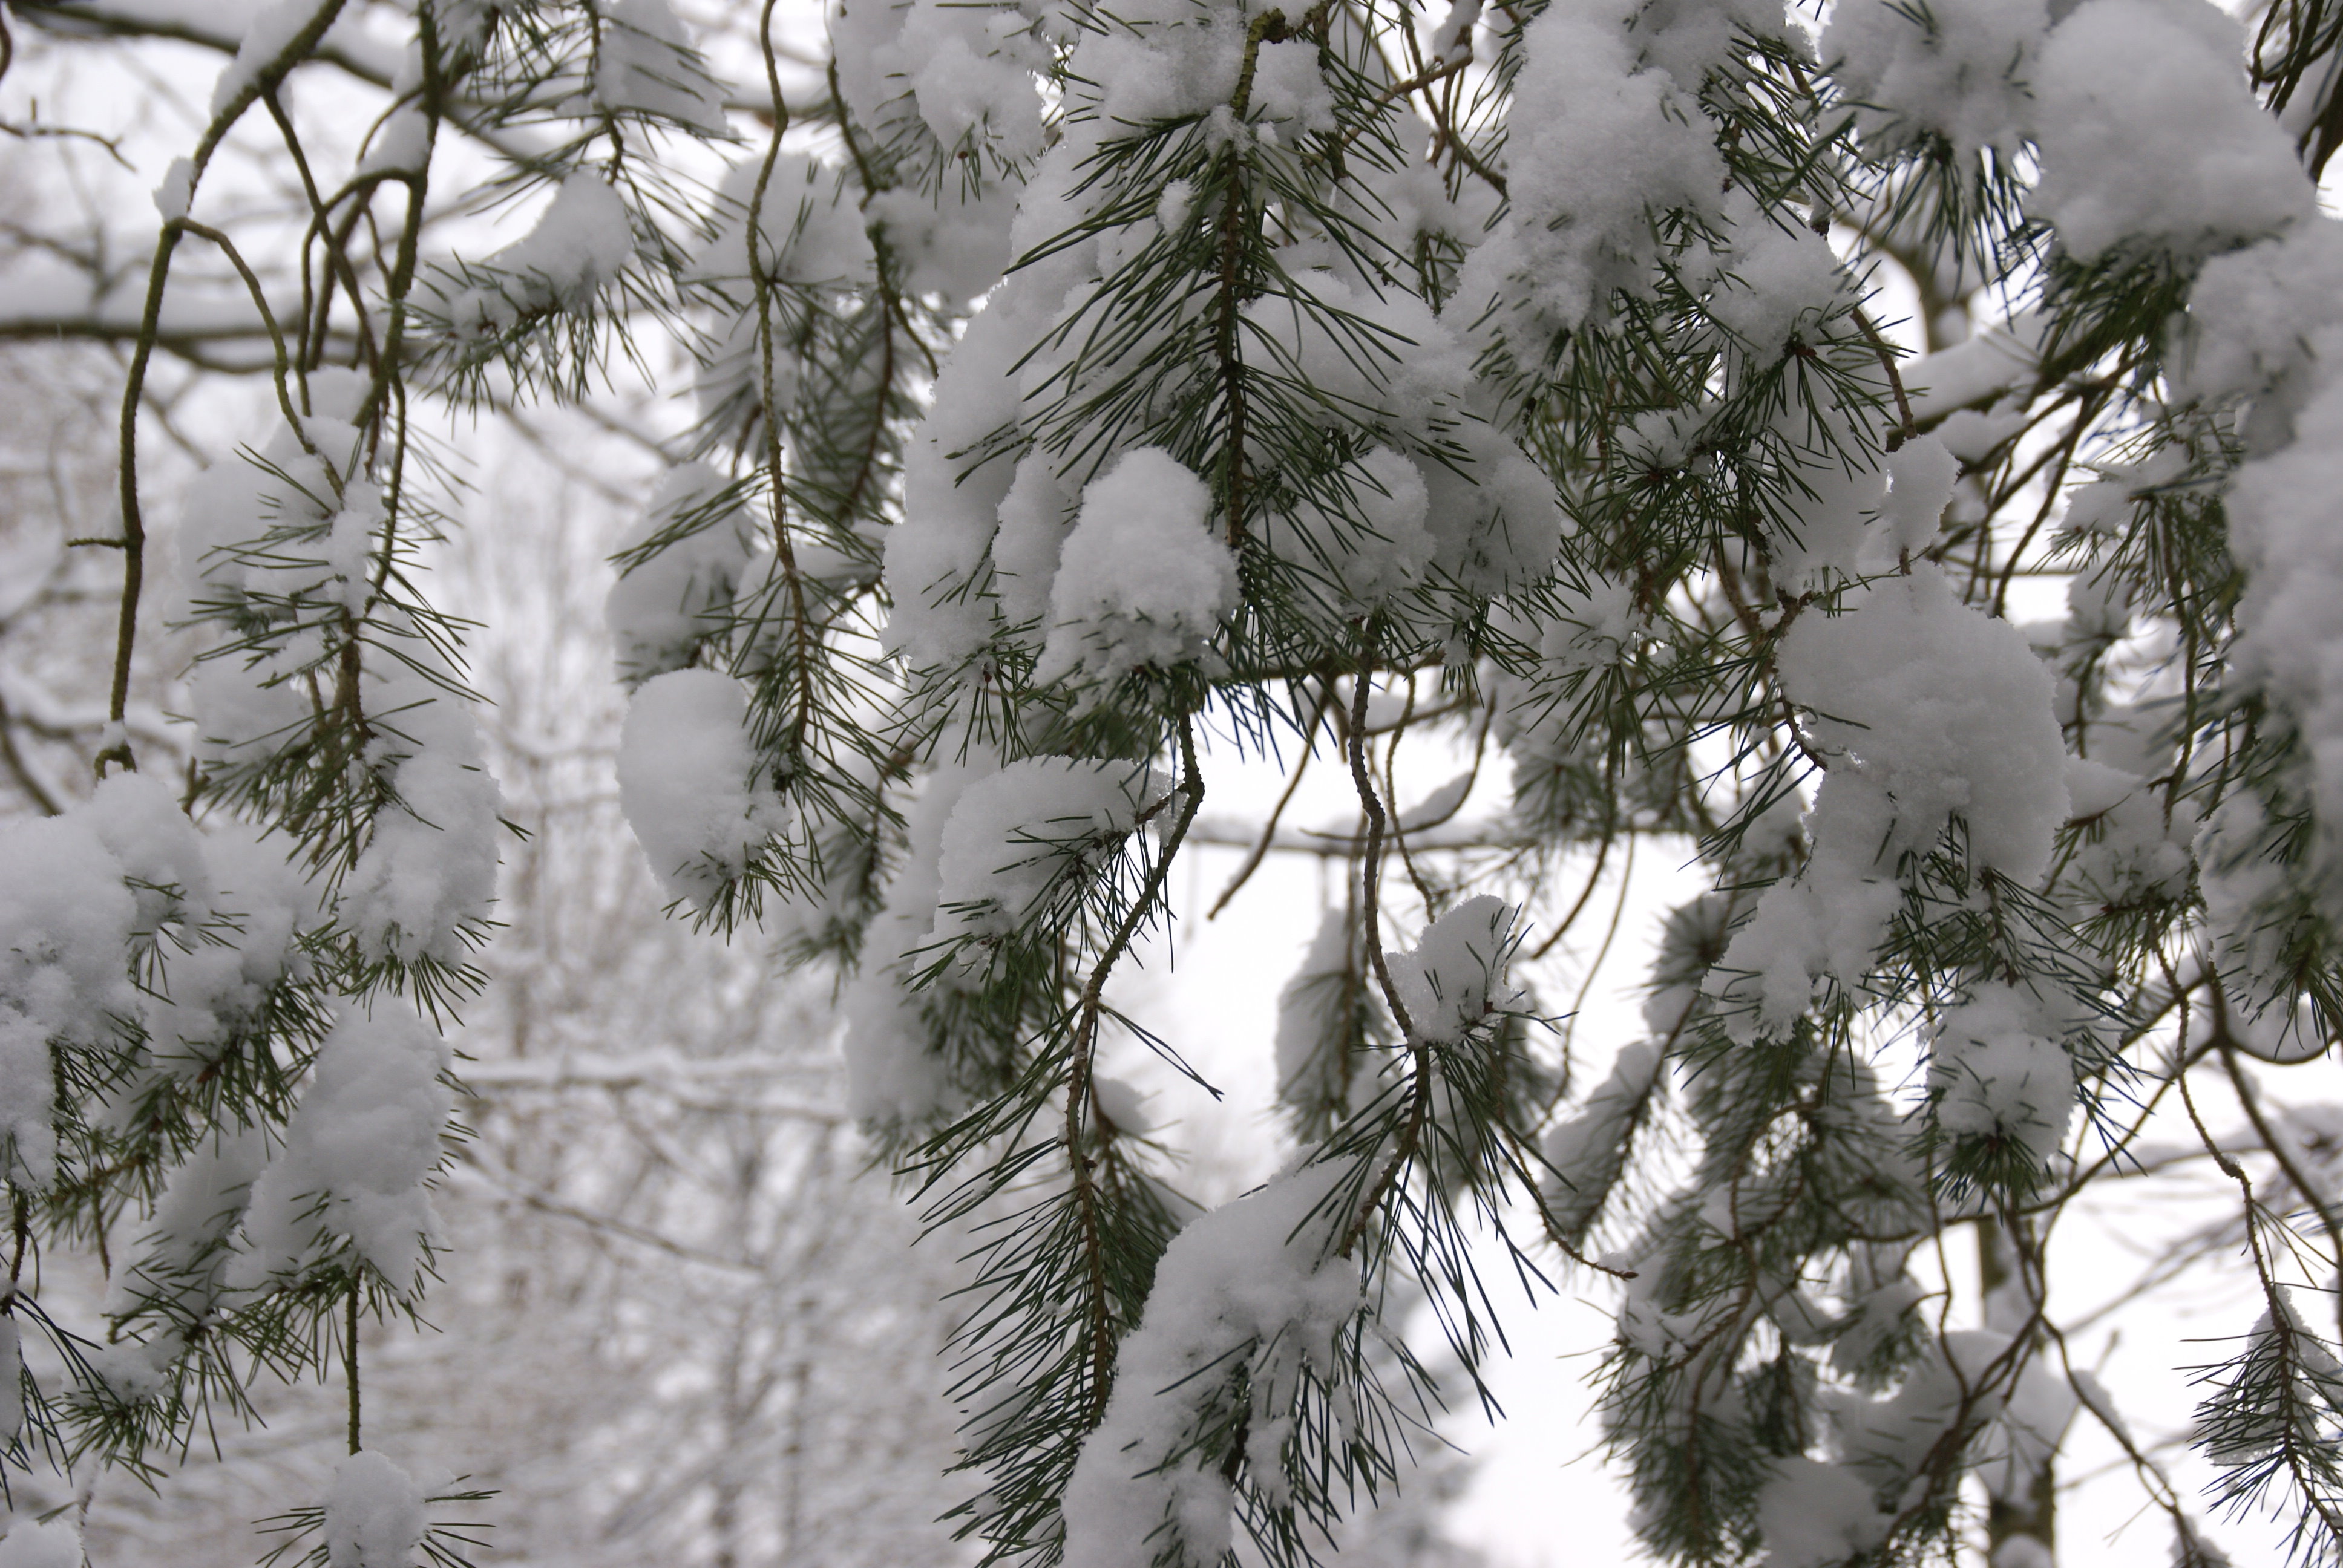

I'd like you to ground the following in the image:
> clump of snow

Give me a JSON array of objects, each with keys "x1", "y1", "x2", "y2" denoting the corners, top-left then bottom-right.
[
  {"x1": 1904, "y1": 313, "x2": 2044, "y2": 426},
  {"x1": 2178, "y1": 220, "x2": 2343, "y2": 448},
  {"x1": 1542, "y1": 573, "x2": 1648, "y2": 675},
  {"x1": 337, "y1": 668, "x2": 505, "y2": 965},
  {"x1": 1824, "y1": 0, "x2": 2047, "y2": 161},
  {"x1": 606, "y1": 463, "x2": 758, "y2": 687},
  {"x1": 154, "y1": 157, "x2": 196, "y2": 221},
  {"x1": 1059, "y1": 0, "x2": 1244, "y2": 129},
  {"x1": 234, "y1": 1010, "x2": 452, "y2": 1291},
  {"x1": 989, "y1": 453, "x2": 1078, "y2": 637},
  {"x1": 1251, "y1": 41, "x2": 1335, "y2": 136},
  {"x1": 1705, "y1": 216, "x2": 1847, "y2": 365},
  {"x1": 1244, "y1": 273, "x2": 1476, "y2": 439},
  {"x1": 692, "y1": 155, "x2": 877, "y2": 290},
  {"x1": 831, "y1": 0, "x2": 1048, "y2": 162},
  {"x1": 1542, "y1": 1038, "x2": 1662, "y2": 1245},
  {"x1": 447, "y1": 174, "x2": 636, "y2": 338},
  {"x1": 1092, "y1": 1074, "x2": 1154, "y2": 1135},
  {"x1": 866, "y1": 180, "x2": 1023, "y2": 301},
  {"x1": 1264, "y1": 447, "x2": 1437, "y2": 614},
  {"x1": 1712, "y1": 569, "x2": 2068, "y2": 1039},
  {"x1": 1786, "y1": 566, "x2": 2069, "y2": 877},
  {"x1": 1035, "y1": 448, "x2": 1237, "y2": 689},
  {"x1": 1060, "y1": 1164, "x2": 1361, "y2": 1568},
  {"x1": 1417, "y1": 419, "x2": 1568, "y2": 594},
  {"x1": 1356, "y1": 113, "x2": 1496, "y2": 261},
  {"x1": 617, "y1": 668, "x2": 792, "y2": 909},
  {"x1": 884, "y1": 269, "x2": 1069, "y2": 669},
  {"x1": 2031, "y1": 0, "x2": 2312, "y2": 262},
  {"x1": 2187, "y1": 232, "x2": 2343, "y2": 982},
  {"x1": 174, "y1": 402, "x2": 366, "y2": 623},
  {"x1": 0, "y1": 775, "x2": 312, "y2": 1198},
  {"x1": 0, "y1": 1515, "x2": 80, "y2": 1568},
  {"x1": 2218, "y1": 369, "x2": 2343, "y2": 915},
  {"x1": 2062, "y1": 743, "x2": 2195, "y2": 914},
  {"x1": 173, "y1": 400, "x2": 504, "y2": 968},
  {"x1": 0, "y1": 776, "x2": 220, "y2": 1187},
  {"x1": 1830, "y1": 1275, "x2": 1927, "y2": 1382},
  {"x1": 208, "y1": 0, "x2": 337, "y2": 117},
  {"x1": 358, "y1": 108, "x2": 432, "y2": 176},
  {"x1": 1428, "y1": 0, "x2": 1480, "y2": 60},
  {"x1": 1881, "y1": 436, "x2": 1959, "y2": 558},
  {"x1": 1934, "y1": 408, "x2": 2027, "y2": 463},
  {"x1": 928, "y1": 757, "x2": 1161, "y2": 946},
  {"x1": 108, "y1": 1126, "x2": 270, "y2": 1349},
  {"x1": 1613, "y1": 0, "x2": 1791, "y2": 85},
  {"x1": 1754, "y1": 1457, "x2": 1892, "y2": 1568},
  {"x1": 323, "y1": 1449, "x2": 428, "y2": 1568},
  {"x1": 1382, "y1": 895, "x2": 1521, "y2": 1044},
  {"x1": 1765, "y1": 425, "x2": 1956, "y2": 595},
  {"x1": 842, "y1": 764, "x2": 991, "y2": 1123},
  {"x1": 1823, "y1": 1329, "x2": 2016, "y2": 1491},
  {"x1": 593, "y1": 0, "x2": 729, "y2": 132},
  {"x1": 825, "y1": 0, "x2": 1042, "y2": 294},
  {"x1": 1460, "y1": 5, "x2": 1723, "y2": 332},
  {"x1": 2193, "y1": 791, "x2": 2297, "y2": 998},
  {"x1": 1976, "y1": 1354, "x2": 2079, "y2": 1514},
  {"x1": 498, "y1": 172, "x2": 637, "y2": 299},
  {"x1": 1928, "y1": 983, "x2": 2077, "y2": 1159},
  {"x1": 1398, "y1": 772, "x2": 1473, "y2": 833}
]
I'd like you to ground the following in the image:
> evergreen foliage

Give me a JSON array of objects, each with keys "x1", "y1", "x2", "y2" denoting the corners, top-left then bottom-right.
[{"x1": 6, "y1": 0, "x2": 2343, "y2": 1563}]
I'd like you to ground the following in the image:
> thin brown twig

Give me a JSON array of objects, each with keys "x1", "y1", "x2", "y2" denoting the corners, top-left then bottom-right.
[
  {"x1": 1065, "y1": 714, "x2": 1205, "y2": 1422},
  {"x1": 1208, "y1": 684, "x2": 1330, "y2": 918}
]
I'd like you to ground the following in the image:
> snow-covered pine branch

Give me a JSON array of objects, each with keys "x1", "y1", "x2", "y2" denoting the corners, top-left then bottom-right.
[{"x1": 12, "y1": 0, "x2": 2343, "y2": 1561}]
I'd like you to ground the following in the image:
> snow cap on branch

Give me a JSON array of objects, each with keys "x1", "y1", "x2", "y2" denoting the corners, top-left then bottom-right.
[
  {"x1": 928, "y1": 756, "x2": 1164, "y2": 945},
  {"x1": 235, "y1": 1010, "x2": 453, "y2": 1291},
  {"x1": 842, "y1": 763, "x2": 991, "y2": 1123},
  {"x1": 339, "y1": 671, "x2": 504, "y2": 964},
  {"x1": 1060, "y1": 1163, "x2": 1360, "y2": 1568},
  {"x1": 1928, "y1": 982, "x2": 2079, "y2": 1160},
  {"x1": 0, "y1": 1515, "x2": 79, "y2": 1568},
  {"x1": 447, "y1": 174, "x2": 636, "y2": 338},
  {"x1": 2031, "y1": 0, "x2": 2310, "y2": 261},
  {"x1": 1384, "y1": 895, "x2": 1522, "y2": 1044},
  {"x1": 1458, "y1": 2, "x2": 1724, "y2": 333},
  {"x1": 323, "y1": 1449, "x2": 429, "y2": 1568},
  {"x1": 1035, "y1": 448, "x2": 1237, "y2": 689},
  {"x1": 592, "y1": 0, "x2": 729, "y2": 132},
  {"x1": 607, "y1": 463, "x2": 759, "y2": 688},
  {"x1": 1712, "y1": 568, "x2": 2068, "y2": 1039},
  {"x1": 617, "y1": 668, "x2": 792, "y2": 909},
  {"x1": 1824, "y1": 0, "x2": 2048, "y2": 161}
]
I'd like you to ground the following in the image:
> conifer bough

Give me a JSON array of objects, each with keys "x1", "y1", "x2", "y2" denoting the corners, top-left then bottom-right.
[{"x1": 7, "y1": 0, "x2": 2343, "y2": 1562}]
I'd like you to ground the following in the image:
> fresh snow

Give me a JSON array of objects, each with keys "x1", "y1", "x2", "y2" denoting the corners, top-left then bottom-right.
[
  {"x1": 323, "y1": 1449, "x2": 429, "y2": 1568},
  {"x1": 617, "y1": 668, "x2": 791, "y2": 909},
  {"x1": 1034, "y1": 448, "x2": 1238, "y2": 690}
]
